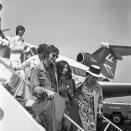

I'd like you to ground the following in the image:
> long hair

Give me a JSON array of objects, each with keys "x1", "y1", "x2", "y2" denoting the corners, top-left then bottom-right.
[{"x1": 56, "y1": 60, "x2": 72, "y2": 80}]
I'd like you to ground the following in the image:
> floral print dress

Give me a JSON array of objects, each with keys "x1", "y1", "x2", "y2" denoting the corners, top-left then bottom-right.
[{"x1": 78, "y1": 82, "x2": 96, "y2": 131}]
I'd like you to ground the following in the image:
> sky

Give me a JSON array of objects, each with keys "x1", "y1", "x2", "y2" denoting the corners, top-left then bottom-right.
[{"x1": 1, "y1": 0, "x2": 131, "y2": 83}]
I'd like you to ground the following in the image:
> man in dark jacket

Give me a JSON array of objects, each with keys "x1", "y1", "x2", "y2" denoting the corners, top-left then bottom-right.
[{"x1": 30, "y1": 45, "x2": 65, "y2": 131}]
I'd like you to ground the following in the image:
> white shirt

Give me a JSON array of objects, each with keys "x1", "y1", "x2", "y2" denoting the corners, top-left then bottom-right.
[
  {"x1": 8, "y1": 35, "x2": 25, "y2": 66},
  {"x1": 9, "y1": 35, "x2": 25, "y2": 51}
]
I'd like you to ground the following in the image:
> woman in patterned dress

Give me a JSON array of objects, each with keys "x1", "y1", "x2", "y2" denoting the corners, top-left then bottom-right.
[{"x1": 77, "y1": 65, "x2": 103, "y2": 131}]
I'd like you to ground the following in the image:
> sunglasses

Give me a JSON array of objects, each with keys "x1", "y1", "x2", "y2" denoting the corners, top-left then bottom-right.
[
  {"x1": 52, "y1": 54, "x2": 58, "y2": 58},
  {"x1": 19, "y1": 29, "x2": 24, "y2": 31}
]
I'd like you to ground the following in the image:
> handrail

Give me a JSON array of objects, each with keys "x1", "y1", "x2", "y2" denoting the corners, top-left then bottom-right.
[
  {"x1": 0, "y1": 57, "x2": 31, "y2": 98},
  {"x1": 102, "y1": 115, "x2": 123, "y2": 131},
  {"x1": 64, "y1": 114, "x2": 85, "y2": 131},
  {"x1": 104, "y1": 123, "x2": 110, "y2": 131}
]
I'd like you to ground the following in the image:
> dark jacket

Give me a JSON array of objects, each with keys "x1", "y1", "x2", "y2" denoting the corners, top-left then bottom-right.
[
  {"x1": 30, "y1": 61, "x2": 65, "y2": 131},
  {"x1": 58, "y1": 79, "x2": 82, "y2": 130}
]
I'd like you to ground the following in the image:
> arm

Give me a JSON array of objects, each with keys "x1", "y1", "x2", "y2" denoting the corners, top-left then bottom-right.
[
  {"x1": 30, "y1": 67, "x2": 44, "y2": 97},
  {"x1": 30, "y1": 67, "x2": 55, "y2": 98},
  {"x1": 12, "y1": 57, "x2": 31, "y2": 70}
]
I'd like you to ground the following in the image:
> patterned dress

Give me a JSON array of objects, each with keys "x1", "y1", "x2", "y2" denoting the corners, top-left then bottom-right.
[{"x1": 78, "y1": 82, "x2": 96, "y2": 131}]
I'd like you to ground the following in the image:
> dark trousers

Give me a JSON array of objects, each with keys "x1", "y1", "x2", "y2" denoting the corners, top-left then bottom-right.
[{"x1": 96, "y1": 115, "x2": 103, "y2": 131}]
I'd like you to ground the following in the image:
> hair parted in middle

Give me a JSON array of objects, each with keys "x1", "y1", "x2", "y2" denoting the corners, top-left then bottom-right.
[
  {"x1": 56, "y1": 60, "x2": 72, "y2": 80},
  {"x1": 16, "y1": 25, "x2": 25, "y2": 35}
]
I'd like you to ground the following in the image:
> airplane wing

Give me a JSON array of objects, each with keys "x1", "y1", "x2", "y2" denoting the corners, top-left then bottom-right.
[{"x1": 57, "y1": 55, "x2": 89, "y2": 75}]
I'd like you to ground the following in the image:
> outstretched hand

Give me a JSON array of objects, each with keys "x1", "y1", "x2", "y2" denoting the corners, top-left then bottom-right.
[{"x1": 46, "y1": 89, "x2": 55, "y2": 99}]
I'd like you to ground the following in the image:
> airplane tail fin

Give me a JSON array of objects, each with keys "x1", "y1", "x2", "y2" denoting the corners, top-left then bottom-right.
[
  {"x1": 99, "y1": 50, "x2": 117, "y2": 79},
  {"x1": 76, "y1": 46, "x2": 118, "y2": 79}
]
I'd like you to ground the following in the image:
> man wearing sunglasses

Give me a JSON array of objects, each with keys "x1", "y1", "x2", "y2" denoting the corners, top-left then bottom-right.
[
  {"x1": 43, "y1": 44, "x2": 59, "y2": 93},
  {"x1": 30, "y1": 44, "x2": 64, "y2": 131}
]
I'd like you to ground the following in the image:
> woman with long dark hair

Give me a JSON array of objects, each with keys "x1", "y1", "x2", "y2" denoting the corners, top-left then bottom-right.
[{"x1": 57, "y1": 60, "x2": 81, "y2": 131}]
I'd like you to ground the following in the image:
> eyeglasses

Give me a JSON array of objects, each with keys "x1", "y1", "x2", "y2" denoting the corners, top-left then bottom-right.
[{"x1": 52, "y1": 54, "x2": 58, "y2": 58}]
